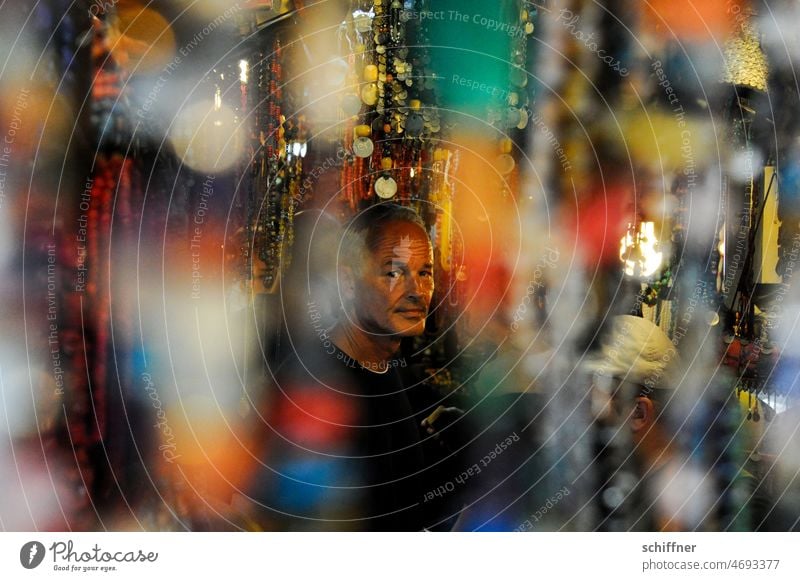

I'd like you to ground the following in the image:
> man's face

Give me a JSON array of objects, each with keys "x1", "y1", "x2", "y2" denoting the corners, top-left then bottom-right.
[
  {"x1": 590, "y1": 375, "x2": 659, "y2": 449},
  {"x1": 346, "y1": 220, "x2": 434, "y2": 338}
]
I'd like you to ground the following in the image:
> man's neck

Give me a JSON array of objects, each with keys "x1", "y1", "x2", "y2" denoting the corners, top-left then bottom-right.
[
  {"x1": 635, "y1": 429, "x2": 673, "y2": 474},
  {"x1": 330, "y1": 323, "x2": 400, "y2": 371}
]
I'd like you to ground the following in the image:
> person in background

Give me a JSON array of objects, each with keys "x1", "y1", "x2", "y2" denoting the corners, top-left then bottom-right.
[{"x1": 587, "y1": 315, "x2": 770, "y2": 531}]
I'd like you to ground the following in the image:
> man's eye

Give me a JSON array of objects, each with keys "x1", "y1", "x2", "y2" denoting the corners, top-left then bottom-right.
[
  {"x1": 420, "y1": 270, "x2": 433, "y2": 278},
  {"x1": 386, "y1": 270, "x2": 401, "y2": 279}
]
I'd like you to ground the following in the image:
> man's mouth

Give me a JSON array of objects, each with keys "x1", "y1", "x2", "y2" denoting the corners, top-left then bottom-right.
[{"x1": 396, "y1": 308, "x2": 427, "y2": 317}]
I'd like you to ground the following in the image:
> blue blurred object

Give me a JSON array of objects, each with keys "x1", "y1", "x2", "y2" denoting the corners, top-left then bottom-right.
[
  {"x1": 269, "y1": 457, "x2": 349, "y2": 512},
  {"x1": 779, "y1": 161, "x2": 800, "y2": 204}
]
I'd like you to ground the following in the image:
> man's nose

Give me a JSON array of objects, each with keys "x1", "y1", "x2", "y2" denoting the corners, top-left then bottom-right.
[{"x1": 406, "y1": 275, "x2": 431, "y2": 301}]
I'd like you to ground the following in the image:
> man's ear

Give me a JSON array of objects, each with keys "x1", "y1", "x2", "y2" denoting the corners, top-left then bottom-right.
[{"x1": 630, "y1": 396, "x2": 655, "y2": 434}]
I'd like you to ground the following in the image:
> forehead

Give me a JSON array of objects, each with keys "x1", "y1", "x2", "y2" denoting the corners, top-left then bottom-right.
[{"x1": 369, "y1": 221, "x2": 432, "y2": 260}]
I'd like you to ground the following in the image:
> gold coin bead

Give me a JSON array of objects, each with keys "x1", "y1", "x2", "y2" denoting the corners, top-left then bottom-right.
[
  {"x1": 490, "y1": 1, "x2": 535, "y2": 196},
  {"x1": 722, "y1": 18, "x2": 769, "y2": 91}
]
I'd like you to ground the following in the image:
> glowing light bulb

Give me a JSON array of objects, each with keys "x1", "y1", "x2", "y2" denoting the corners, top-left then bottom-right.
[{"x1": 620, "y1": 222, "x2": 663, "y2": 278}]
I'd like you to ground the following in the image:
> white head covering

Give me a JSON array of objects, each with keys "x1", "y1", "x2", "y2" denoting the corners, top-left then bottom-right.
[{"x1": 587, "y1": 315, "x2": 680, "y2": 391}]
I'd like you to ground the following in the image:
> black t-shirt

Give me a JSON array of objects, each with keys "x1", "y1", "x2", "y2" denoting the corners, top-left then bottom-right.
[{"x1": 253, "y1": 340, "x2": 430, "y2": 531}]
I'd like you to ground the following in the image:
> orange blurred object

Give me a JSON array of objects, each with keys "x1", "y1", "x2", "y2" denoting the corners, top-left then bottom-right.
[
  {"x1": 450, "y1": 131, "x2": 521, "y2": 329},
  {"x1": 641, "y1": 0, "x2": 747, "y2": 43},
  {"x1": 275, "y1": 388, "x2": 357, "y2": 447},
  {"x1": 0, "y1": 83, "x2": 72, "y2": 152},
  {"x1": 561, "y1": 183, "x2": 634, "y2": 270},
  {"x1": 110, "y1": 1, "x2": 177, "y2": 74},
  {"x1": 169, "y1": 410, "x2": 260, "y2": 502}
]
